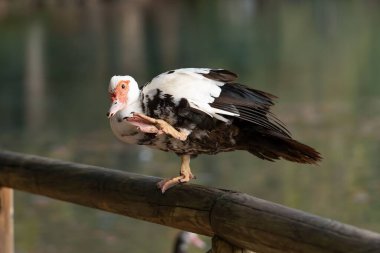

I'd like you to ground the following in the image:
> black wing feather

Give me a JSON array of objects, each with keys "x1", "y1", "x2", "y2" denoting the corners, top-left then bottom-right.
[
  {"x1": 201, "y1": 69, "x2": 321, "y2": 164},
  {"x1": 213, "y1": 82, "x2": 276, "y2": 108},
  {"x1": 201, "y1": 69, "x2": 238, "y2": 83},
  {"x1": 210, "y1": 81, "x2": 291, "y2": 138}
]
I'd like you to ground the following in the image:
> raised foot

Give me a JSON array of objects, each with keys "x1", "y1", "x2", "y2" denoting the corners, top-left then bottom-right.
[
  {"x1": 125, "y1": 113, "x2": 159, "y2": 134},
  {"x1": 132, "y1": 113, "x2": 188, "y2": 141}
]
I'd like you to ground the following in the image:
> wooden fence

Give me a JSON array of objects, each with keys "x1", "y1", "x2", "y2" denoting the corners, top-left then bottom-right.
[{"x1": 0, "y1": 150, "x2": 380, "y2": 253}]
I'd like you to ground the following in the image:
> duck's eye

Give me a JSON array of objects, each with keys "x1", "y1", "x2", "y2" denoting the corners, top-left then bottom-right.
[{"x1": 121, "y1": 84, "x2": 126, "y2": 89}]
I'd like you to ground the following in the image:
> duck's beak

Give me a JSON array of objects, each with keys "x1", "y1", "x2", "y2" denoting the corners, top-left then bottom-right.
[{"x1": 107, "y1": 100, "x2": 124, "y2": 118}]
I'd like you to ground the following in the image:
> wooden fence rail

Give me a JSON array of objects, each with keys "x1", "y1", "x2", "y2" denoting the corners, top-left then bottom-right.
[{"x1": 0, "y1": 150, "x2": 380, "y2": 253}]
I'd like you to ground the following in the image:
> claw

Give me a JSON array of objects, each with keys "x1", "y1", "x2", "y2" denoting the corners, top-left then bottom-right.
[
  {"x1": 157, "y1": 175, "x2": 191, "y2": 193},
  {"x1": 179, "y1": 177, "x2": 188, "y2": 183}
]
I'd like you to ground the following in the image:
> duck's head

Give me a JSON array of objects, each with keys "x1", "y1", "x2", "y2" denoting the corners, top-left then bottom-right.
[{"x1": 107, "y1": 75, "x2": 139, "y2": 118}]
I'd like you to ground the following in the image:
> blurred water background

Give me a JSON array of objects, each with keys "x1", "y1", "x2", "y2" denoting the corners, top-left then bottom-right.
[{"x1": 1, "y1": 1, "x2": 380, "y2": 252}]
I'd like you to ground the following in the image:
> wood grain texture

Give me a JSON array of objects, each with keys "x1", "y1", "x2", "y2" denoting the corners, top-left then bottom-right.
[
  {"x1": 0, "y1": 187, "x2": 14, "y2": 253},
  {"x1": 210, "y1": 193, "x2": 380, "y2": 253},
  {"x1": 0, "y1": 150, "x2": 379, "y2": 253}
]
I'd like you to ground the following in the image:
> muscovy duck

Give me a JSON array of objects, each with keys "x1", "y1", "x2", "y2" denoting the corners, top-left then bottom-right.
[{"x1": 107, "y1": 68, "x2": 321, "y2": 193}]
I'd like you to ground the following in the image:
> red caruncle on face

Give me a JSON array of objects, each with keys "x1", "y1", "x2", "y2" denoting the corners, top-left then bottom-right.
[{"x1": 110, "y1": 80, "x2": 129, "y2": 103}]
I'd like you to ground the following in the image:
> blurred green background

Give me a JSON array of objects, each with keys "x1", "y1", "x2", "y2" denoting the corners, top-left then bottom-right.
[{"x1": 1, "y1": 1, "x2": 380, "y2": 252}]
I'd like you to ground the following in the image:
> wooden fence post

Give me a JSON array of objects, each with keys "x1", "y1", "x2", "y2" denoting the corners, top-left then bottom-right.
[{"x1": 0, "y1": 187, "x2": 14, "y2": 253}]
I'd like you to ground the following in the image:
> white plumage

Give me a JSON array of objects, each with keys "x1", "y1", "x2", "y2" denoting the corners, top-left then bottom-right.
[{"x1": 142, "y1": 68, "x2": 239, "y2": 122}]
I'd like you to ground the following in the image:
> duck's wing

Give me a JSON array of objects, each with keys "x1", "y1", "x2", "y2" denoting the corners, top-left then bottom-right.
[
  {"x1": 142, "y1": 68, "x2": 290, "y2": 137},
  {"x1": 210, "y1": 81, "x2": 291, "y2": 137}
]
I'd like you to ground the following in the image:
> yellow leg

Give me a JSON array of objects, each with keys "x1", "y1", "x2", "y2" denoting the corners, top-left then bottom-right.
[
  {"x1": 157, "y1": 155, "x2": 195, "y2": 193},
  {"x1": 132, "y1": 113, "x2": 189, "y2": 141}
]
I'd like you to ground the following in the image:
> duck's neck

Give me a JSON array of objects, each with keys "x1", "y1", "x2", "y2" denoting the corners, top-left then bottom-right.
[
  {"x1": 125, "y1": 87, "x2": 143, "y2": 114},
  {"x1": 127, "y1": 84, "x2": 141, "y2": 106}
]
